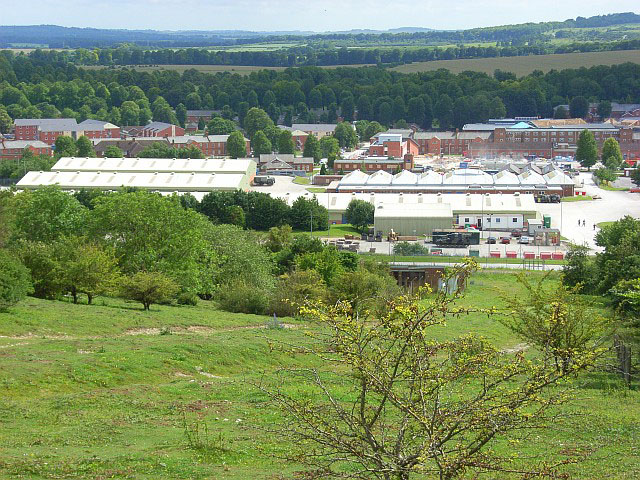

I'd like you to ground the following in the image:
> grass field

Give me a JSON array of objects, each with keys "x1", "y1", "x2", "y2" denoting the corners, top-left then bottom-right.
[
  {"x1": 391, "y1": 49, "x2": 640, "y2": 76},
  {"x1": 0, "y1": 272, "x2": 638, "y2": 479},
  {"x1": 562, "y1": 195, "x2": 594, "y2": 202}
]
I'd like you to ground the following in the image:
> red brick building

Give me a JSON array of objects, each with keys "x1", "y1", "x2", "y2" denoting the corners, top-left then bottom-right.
[
  {"x1": 14, "y1": 118, "x2": 81, "y2": 146},
  {"x1": 77, "y1": 119, "x2": 120, "y2": 139},
  {"x1": 124, "y1": 122, "x2": 185, "y2": 138},
  {"x1": 168, "y1": 135, "x2": 250, "y2": 157},
  {"x1": 413, "y1": 131, "x2": 492, "y2": 155},
  {"x1": 0, "y1": 140, "x2": 52, "y2": 160}
]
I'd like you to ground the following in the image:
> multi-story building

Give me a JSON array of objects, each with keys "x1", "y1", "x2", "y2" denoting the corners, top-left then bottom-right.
[
  {"x1": 14, "y1": 118, "x2": 121, "y2": 146},
  {"x1": 0, "y1": 139, "x2": 52, "y2": 160},
  {"x1": 413, "y1": 131, "x2": 492, "y2": 155},
  {"x1": 93, "y1": 134, "x2": 250, "y2": 158},
  {"x1": 14, "y1": 118, "x2": 82, "y2": 145},
  {"x1": 77, "y1": 119, "x2": 120, "y2": 139},
  {"x1": 124, "y1": 122, "x2": 185, "y2": 138}
]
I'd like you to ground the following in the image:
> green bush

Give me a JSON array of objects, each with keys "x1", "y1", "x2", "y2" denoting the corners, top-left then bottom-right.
[
  {"x1": 217, "y1": 282, "x2": 270, "y2": 315},
  {"x1": 393, "y1": 241, "x2": 429, "y2": 256},
  {"x1": 0, "y1": 249, "x2": 33, "y2": 310}
]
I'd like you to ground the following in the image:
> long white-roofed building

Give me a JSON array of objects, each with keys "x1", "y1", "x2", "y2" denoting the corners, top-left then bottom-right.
[
  {"x1": 276, "y1": 191, "x2": 540, "y2": 234},
  {"x1": 16, "y1": 157, "x2": 256, "y2": 196},
  {"x1": 51, "y1": 157, "x2": 256, "y2": 175},
  {"x1": 334, "y1": 167, "x2": 575, "y2": 196}
]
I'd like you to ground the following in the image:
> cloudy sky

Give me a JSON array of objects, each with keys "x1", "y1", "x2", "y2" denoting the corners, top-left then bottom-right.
[{"x1": 2, "y1": 0, "x2": 638, "y2": 31}]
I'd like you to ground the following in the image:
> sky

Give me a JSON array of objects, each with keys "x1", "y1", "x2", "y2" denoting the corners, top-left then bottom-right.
[{"x1": 1, "y1": 0, "x2": 638, "y2": 32}]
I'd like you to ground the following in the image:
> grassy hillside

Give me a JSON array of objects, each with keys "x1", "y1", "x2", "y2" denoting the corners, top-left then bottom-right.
[
  {"x1": 391, "y1": 49, "x2": 640, "y2": 76},
  {"x1": 0, "y1": 271, "x2": 638, "y2": 479}
]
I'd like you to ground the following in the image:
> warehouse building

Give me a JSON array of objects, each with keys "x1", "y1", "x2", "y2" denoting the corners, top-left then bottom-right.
[
  {"x1": 51, "y1": 157, "x2": 256, "y2": 176},
  {"x1": 279, "y1": 192, "x2": 540, "y2": 236},
  {"x1": 334, "y1": 167, "x2": 575, "y2": 196},
  {"x1": 17, "y1": 157, "x2": 256, "y2": 196}
]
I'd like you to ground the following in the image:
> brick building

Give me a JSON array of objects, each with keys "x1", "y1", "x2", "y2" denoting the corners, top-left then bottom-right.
[
  {"x1": 258, "y1": 154, "x2": 313, "y2": 174},
  {"x1": 124, "y1": 122, "x2": 185, "y2": 138},
  {"x1": 0, "y1": 139, "x2": 52, "y2": 160},
  {"x1": 413, "y1": 131, "x2": 492, "y2": 155},
  {"x1": 77, "y1": 119, "x2": 120, "y2": 139},
  {"x1": 14, "y1": 118, "x2": 81, "y2": 145},
  {"x1": 93, "y1": 134, "x2": 250, "y2": 158}
]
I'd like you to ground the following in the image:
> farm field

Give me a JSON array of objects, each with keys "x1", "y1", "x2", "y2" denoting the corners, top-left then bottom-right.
[
  {"x1": 0, "y1": 270, "x2": 638, "y2": 479},
  {"x1": 391, "y1": 49, "x2": 640, "y2": 76}
]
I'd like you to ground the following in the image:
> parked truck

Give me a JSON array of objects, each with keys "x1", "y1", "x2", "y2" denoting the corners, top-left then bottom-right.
[
  {"x1": 253, "y1": 175, "x2": 275, "y2": 186},
  {"x1": 431, "y1": 230, "x2": 480, "y2": 247}
]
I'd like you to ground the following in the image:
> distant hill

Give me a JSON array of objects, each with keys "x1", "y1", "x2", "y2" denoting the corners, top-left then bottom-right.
[{"x1": 0, "y1": 12, "x2": 638, "y2": 48}]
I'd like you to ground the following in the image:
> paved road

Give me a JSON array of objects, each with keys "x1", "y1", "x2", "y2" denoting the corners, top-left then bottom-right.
[{"x1": 536, "y1": 172, "x2": 640, "y2": 250}]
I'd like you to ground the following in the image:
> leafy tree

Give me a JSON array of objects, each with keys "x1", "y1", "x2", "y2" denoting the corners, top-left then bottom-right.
[
  {"x1": 303, "y1": 133, "x2": 320, "y2": 162},
  {"x1": 207, "y1": 116, "x2": 236, "y2": 135},
  {"x1": 137, "y1": 142, "x2": 204, "y2": 159},
  {"x1": 265, "y1": 224, "x2": 293, "y2": 253},
  {"x1": 252, "y1": 130, "x2": 272, "y2": 156},
  {"x1": 407, "y1": 96, "x2": 425, "y2": 125},
  {"x1": 175, "y1": 103, "x2": 187, "y2": 127},
  {"x1": 120, "y1": 271, "x2": 178, "y2": 310},
  {"x1": 500, "y1": 273, "x2": 609, "y2": 373},
  {"x1": 434, "y1": 94, "x2": 454, "y2": 129},
  {"x1": 594, "y1": 216, "x2": 640, "y2": 293},
  {"x1": 569, "y1": 96, "x2": 589, "y2": 118},
  {"x1": 277, "y1": 130, "x2": 294, "y2": 154},
  {"x1": 576, "y1": 129, "x2": 598, "y2": 170},
  {"x1": 54, "y1": 135, "x2": 78, "y2": 158},
  {"x1": 75, "y1": 135, "x2": 95, "y2": 157},
  {"x1": 363, "y1": 121, "x2": 384, "y2": 141},
  {"x1": 0, "y1": 250, "x2": 33, "y2": 311},
  {"x1": 197, "y1": 117, "x2": 206, "y2": 131},
  {"x1": 597, "y1": 100, "x2": 612, "y2": 120},
  {"x1": 631, "y1": 168, "x2": 640, "y2": 187},
  {"x1": 562, "y1": 244, "x2": 596, "y2": 292},
  {"x1": 103, "y1": 145, "x2": 123, "y2": 158},
  {"x1": 246, "y1": 192, "x2": 291, "y2": 231},
  {"x1": 345, "y1": 199, "x2": 374, "y2": 233},
  {"x1": 296, "y1": 246, "x2": 348, "y2": 286},
  {"x1": 601, "y1": 137, "x2": 623, "y2": 169},
  {"x1": 319, "y1": 163, "x2": 327, "y2": 175},
  {"x1": 333, "y1": 122, "x2": 357, "y2": 149},
  {"x1": 288, "y1": 196, "x2": 328, "y2": 232},
  {"x1": 267, "y1": 263, "x2": 599, "y2": 480},
  {"x1": 11, "y1": 186, "x2": 88, "y2": 243},
  {"x1": 319, "y1": 136, "x2": 340, "y2": 161},
  {"x1": 594, "y1": 167, "x2": 617, "y2": 184},
  {"x1": 243, "y1": 107, "x2": 274, "y2": 140},
  {"x1": 227, "y1": 130, "x2": 247, "y2": 158},
  {"x1": 90, "y1": 191, "x2": 215, "y2": 296},
  {"x1": 54, "y1": 236, "x2": 120, "y2": 304},
  {"x1": 0, "y1": 107, "x2": 12, "y2": 133},
  {"x1": 14, "y1": 240, "x2": 61, "y2": 299},
  {"x1": 553, "y1": 105, "x2": 569, "y2": 119},
  {"x1": 204, "y1": 224, "x2": 274, "y2": 292}
]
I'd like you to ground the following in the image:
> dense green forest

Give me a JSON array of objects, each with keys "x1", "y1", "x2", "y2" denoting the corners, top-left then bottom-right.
[{"x1": 1, "y1": 50, "x2": 639, "y2": 133}]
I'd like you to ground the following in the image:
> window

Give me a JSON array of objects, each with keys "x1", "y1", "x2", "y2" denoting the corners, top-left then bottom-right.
[
  {"x1": 495, "y1": 218, "x2": 501, "y2": 223},
  {"x1": 464, "y1": 218, "x2": 469, "y2": 223},
  {"x1": 512, "y1": 217, "x2": 518, "y2": 223}
]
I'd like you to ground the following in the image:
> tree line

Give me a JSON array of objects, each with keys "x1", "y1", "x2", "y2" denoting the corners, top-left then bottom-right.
[{"x1": 1, "y1": 52, "x2": 639, "y2": 137}]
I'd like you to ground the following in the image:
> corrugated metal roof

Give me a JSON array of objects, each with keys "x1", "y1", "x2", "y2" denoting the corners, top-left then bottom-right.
[{"x1": 51, "y1": 157, "x2": 256, "y2": 175}]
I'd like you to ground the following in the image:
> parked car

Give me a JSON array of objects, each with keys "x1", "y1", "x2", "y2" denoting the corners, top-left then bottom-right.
[
  {"x1": 630, "y1": 187, "x2": 640, "y2": 193},
  {"x1": 500, "y1": 236, "x2": 511, "y2": 244},
  {"x1": 511, "y1": 230, "x2": 522, "y2": 238},
  {"x1": 486, "y1": 236, "x2": 497, "y2": 244},
  {"x1": 592, "y1": 194, "x2": 602, "y2": 199},
  {"x1": 518, "y1": 236, "x2": 530, "y2": 244}
]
